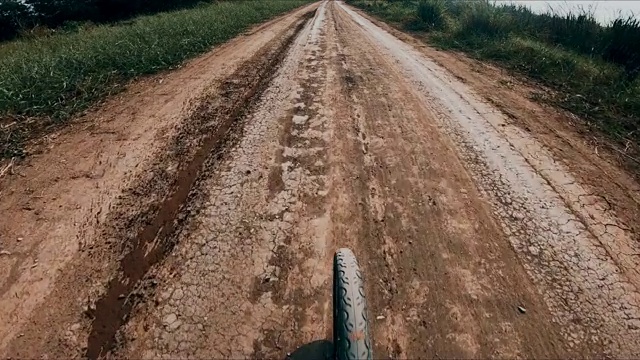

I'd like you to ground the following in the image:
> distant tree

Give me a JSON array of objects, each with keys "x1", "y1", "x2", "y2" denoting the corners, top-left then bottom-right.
[
  {"x1": 94, "y1": 0, "x2": 203, "y2": 21},
  {"x1": 0, "y1": 0, "x2": 32, "y2": 40},
  {"x1": 95, "y1": 0, "x2": 144, "y2": 22},
  {"x1": 26, "y1": 0, "x2": 98, "y2": 27}
]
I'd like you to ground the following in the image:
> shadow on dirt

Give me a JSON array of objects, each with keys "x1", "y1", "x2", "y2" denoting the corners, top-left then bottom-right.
[{"x1": 287, "y1": 339, "x2": 333, "y2": 360}]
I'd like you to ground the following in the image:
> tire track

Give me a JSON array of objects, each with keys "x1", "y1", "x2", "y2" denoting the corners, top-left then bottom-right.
[
  {"x1": 115, "y1": 4, "x2": 334, "y2": 358},
  {"x1": 338, "y1": 2, "x2": 640, "y2": 356},
  {"x1": 84, "y1": 9, "x2": 316, "y2": 359}
]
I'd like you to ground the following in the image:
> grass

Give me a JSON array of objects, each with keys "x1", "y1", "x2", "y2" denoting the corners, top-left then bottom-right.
[
  {"x1": 0, "y1": 0, "x2": 310, "y2": 158},
  {"x1": 348, "y1": 0, "x2": 640, "y2": 153},
  {"x1": 416, "y1": 0, "x2": 447, "y2": 30}
]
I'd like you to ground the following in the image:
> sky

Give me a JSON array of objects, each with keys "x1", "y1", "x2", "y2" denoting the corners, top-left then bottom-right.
[{"x1": 495, "y1": 1, "x2": 640, "y2": 24}]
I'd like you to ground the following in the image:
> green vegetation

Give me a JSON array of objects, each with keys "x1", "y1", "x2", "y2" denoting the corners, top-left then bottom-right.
[
  {"x1": 349, "y1": 0, "x2": 640, "y2": 151},
  {"x1": 415, "y1": 0, "x2": 446, "y2": 30},
  {"x1": 0, "y1": 0, "x2": 309, "y2": 158}
]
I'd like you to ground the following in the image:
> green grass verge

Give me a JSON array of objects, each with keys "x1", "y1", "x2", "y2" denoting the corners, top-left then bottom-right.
[
  {"x1": 0, "y1": 0, "x2": 310, "y2": 158},
  {"x1": 348, "y1": 0, "x2": 640, "y2": 153}
]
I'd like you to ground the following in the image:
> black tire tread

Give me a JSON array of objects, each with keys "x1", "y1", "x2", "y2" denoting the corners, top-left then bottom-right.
[{"x1": 333, "y1": 248, "x2": 372, "y2": 360}]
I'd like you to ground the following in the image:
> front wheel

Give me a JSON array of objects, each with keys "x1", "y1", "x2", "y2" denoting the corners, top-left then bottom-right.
[{"x1": 333, "y1": 248, "x2": 372, "y2": 360}]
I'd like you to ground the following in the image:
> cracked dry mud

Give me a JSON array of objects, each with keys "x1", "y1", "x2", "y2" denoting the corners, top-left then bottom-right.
[{"x1": 1, "y1": 1, "x2": 640, "y2": 359}]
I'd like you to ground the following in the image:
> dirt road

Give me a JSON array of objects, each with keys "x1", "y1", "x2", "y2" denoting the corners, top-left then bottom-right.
[{"x1": 1, "y1": 1, "x2": 640, "y2": 358}]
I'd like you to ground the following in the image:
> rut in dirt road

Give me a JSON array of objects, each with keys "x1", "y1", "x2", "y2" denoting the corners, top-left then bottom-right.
[
  {"x1": 118, "y1": 3, "x2": 334, "y2": 358},
  {"x1": 1, "y1": 1, "x2": 640, "y2": 359},
  {"x1": 84, "y1": 10, "x2": 316, "y2": 360}
]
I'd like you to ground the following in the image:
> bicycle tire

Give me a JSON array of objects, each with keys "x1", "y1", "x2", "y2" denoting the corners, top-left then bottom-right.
[{"x1": 333, "y1": 248, "x2": 372, "y2": 360}]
